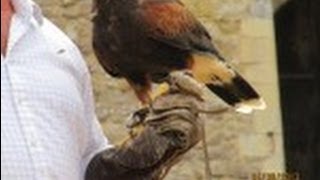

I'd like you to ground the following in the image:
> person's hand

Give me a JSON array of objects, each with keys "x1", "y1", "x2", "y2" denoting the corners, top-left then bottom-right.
[{"x1": 85, "y1": 73, "x2": 206, "y2": 180}]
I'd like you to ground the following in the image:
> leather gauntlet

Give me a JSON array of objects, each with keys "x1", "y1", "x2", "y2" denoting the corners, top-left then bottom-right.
[{"x1": 85, "y1": 91, "x2": 203, "y2": 180}]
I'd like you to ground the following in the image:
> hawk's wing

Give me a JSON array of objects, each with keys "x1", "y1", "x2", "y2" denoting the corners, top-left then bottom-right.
[
  {"x1": 136, "y1": 1, "x2": 266, "y2": 112},
  {"x1": 137, "y1": 0, "x2": 219, "y2": 55}
]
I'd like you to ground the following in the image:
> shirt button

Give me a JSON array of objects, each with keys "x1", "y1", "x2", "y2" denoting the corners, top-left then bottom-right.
[
  {"x1": 18, "y1": 99, "x2": 27, "y2": 106},
  {"x1": 30, "y1": 140, "x2": 38, "y2": 148},
  {"x1": 29, "y1": 139, "x2": 43, "y2": 153},
  {"x1": 17, "y1": 95, "x2": 28, "y2": 106}
]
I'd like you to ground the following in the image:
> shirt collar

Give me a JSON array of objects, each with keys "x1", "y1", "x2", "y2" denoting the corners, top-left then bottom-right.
[{"x1": 11, "y1": 0, "x2": 43, "y2": 25}]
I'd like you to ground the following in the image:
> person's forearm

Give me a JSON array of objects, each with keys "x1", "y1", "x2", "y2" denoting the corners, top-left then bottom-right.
[
  {"x1": 86, "y1": 148, "x2": 158, "y2": 180},
  {"x1": 85, "y1": 100, "x2": 202, "y2": 180}
]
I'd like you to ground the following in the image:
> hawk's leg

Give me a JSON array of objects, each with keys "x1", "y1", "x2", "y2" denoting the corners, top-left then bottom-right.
[
  {"x1": 127, "y1": 71, "x2": 204, "y2": 128},
  {"x1": 151, "y1": 83, "x2": 170, "y2": 100}
]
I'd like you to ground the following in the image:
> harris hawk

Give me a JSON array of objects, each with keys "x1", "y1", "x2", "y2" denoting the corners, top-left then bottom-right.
[{"x1": 92, "y1": 0, "x2": 266, "y2": 113}]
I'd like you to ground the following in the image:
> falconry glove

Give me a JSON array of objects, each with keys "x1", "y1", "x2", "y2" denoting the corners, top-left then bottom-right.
[{"x1": 85, "y1": 87, "x2": 204, "y2": 180}]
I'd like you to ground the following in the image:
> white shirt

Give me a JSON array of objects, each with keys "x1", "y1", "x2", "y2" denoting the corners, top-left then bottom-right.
[{"x1": 1, "y1": 0, "x2": 111, "y2": 179}]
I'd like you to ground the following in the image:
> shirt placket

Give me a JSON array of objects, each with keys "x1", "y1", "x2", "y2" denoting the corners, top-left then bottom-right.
[{"x1": 16, "y1": 90, "x2": 47, "y2": 179}]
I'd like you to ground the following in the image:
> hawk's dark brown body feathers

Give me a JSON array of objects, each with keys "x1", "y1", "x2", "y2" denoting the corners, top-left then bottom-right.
[{"x1": 92, "y1": 0, "x2": 265, "y2": 111}]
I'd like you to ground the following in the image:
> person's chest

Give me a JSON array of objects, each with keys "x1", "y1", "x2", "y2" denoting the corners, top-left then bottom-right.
[
  {"x1": 1, "y1": 15, "x2": 88, "y2": 179},
  {"x1": 4, "y1": 14, "x2": 85, "y2": 110},
  {"x1": 2, "y1": 17, "x2": 84, "y2": 121}
]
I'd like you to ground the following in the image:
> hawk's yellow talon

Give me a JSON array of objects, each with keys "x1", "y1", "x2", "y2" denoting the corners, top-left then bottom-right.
[{"x1": 151, "y1": 83, "x2": 170, "y2": 100}]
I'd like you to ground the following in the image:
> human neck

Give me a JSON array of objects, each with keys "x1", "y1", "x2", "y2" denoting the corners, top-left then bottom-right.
[
  {"x1": 1, "y1": 0, "x2": 14, "y2": 12},
  {"x1": 1, "y1": 0, "x2": 14, "y2": 57}
]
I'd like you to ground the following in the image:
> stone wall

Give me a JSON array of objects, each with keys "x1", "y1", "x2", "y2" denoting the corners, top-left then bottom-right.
[{"x1": 34, "y1": 0, "x2": 285, "y2": 179}]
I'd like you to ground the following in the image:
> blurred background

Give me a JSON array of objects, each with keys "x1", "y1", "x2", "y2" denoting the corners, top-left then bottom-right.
[{"x1": 33, "y1": 0, "x2": 319, "y2": 179}]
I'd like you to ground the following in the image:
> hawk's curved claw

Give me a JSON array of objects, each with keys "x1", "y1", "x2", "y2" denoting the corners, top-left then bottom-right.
[
  {"x1": 126, "y1": 107, "x2": 150, "y2": 128},
  {"x1": 126, "y1": 105, "x2": 191, "y2": 129}
]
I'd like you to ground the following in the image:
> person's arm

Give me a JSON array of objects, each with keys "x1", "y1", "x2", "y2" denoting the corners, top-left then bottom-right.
[
  {"x1": 81, "y1": 68, "x2": 113, "y2": 167},
  {"x1": 66, "y1": 36, "x2": 201, "y2": 179},
  {"x1": 67, "y1": 44, "x2": 113, "y2": 171}
]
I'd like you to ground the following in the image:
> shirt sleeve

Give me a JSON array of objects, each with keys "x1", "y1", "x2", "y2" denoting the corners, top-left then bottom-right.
[
  {"x1": 41, "y1": 18, "x2": 113, "y2": 177},
  {"x1": 79, "y1": 56, "x2": 114, "y2": 167},
  {"x1": 66, "y1": 44, "x2": 114, "y2": 171},
  {"x1": 82, "y1": 69, "x2": 113, "y2": 163}
]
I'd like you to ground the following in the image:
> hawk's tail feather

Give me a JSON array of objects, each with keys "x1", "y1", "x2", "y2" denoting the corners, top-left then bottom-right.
[
  {"x1": 190, "y1": 53, "x2": 266, "y2": 113},
  {"x1": 206, "y1": 74, "x2": 266, "y2": 113}
]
